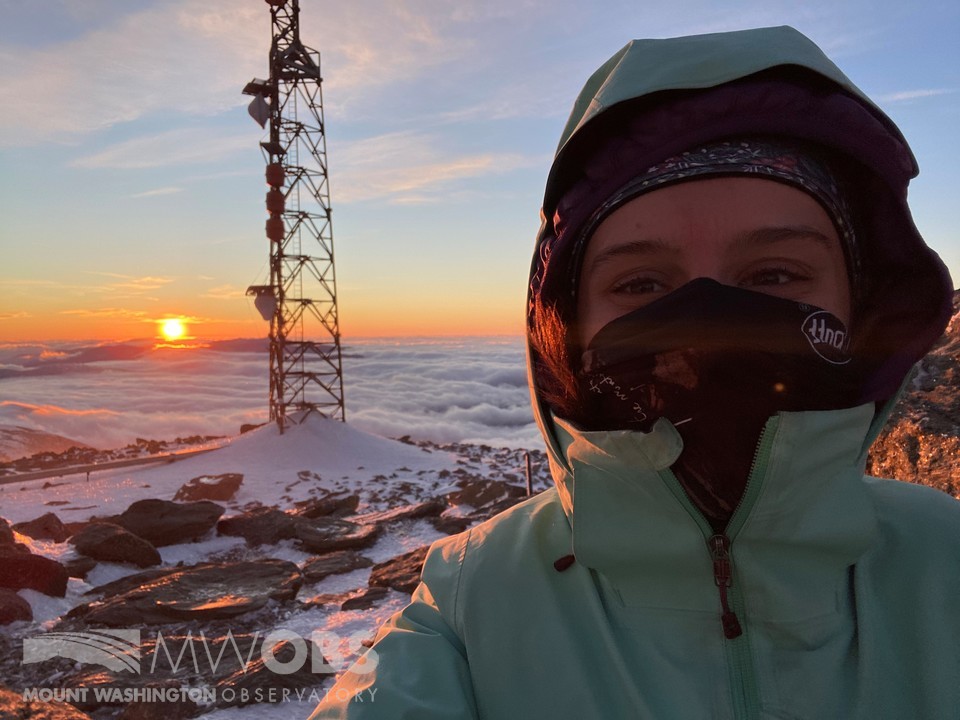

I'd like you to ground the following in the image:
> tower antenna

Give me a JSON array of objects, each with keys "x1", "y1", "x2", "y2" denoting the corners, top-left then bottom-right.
[{"x1": 243, "y1": 0, "x2": 345, "y2": 432}]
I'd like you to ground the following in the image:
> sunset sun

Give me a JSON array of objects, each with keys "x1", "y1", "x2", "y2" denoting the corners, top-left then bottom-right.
[{"x1": 159, "y1": 318, "x2": 187, "y2": 342}]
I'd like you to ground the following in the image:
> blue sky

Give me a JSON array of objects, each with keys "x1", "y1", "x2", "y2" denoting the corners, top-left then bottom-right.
[{"x1": 1, "y1": 0, "x2": 957, "y2": 340}]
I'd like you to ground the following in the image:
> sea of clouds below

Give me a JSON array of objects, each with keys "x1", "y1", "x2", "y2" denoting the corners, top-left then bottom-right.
[{"x1": 0, "y1": 337, "x2": 544, "y2": 453}]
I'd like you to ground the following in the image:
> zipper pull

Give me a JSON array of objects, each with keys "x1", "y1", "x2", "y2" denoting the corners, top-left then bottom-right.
[{"x1": 708, "y1": 534, "x2": 743, "y2": 639}]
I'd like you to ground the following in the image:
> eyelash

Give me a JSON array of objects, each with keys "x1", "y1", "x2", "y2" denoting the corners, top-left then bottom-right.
[
  {"x1": 740, "y1": 266, "x2": 810, "y2": 287},
  {"x1": 607, "y1": 265, "x2": 811, "y2": 296},
  {"x1": 610, "y1": 276, "x2": 666, "y2": 295}
]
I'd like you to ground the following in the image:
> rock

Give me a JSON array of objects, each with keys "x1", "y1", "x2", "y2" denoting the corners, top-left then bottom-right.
[
  {"x1": 85, "y1": 566, "x2": 179, "y2": 597},
  {"x1": 215, "y1": 637, "x2": 331, "y2": 707},
  {"x1": 74, "y1": 559, "x2": 303, "y2": 626},
  {"x1": 13, "y1": 512, "x2": 69, "y2": 542},
  {"x1": 445, "y1": 478, "x2": 527, "y2": 510},
  {"x1": 430, "y1": 513, "x2": 473, "y2": 535},
  {"x1": 70, "y1": 522, "x2": 161, "y2": 568},
  {"x1": 0, "y1": 686, "x2": 93, "y2": 719},
  {"x1": 0, "y1": 587, "x2": 32, "y2": 624},
  {"x1": 63, "y1": 555, "x2": 98, "y2": 579},
  {"x1": 294, "y1": 492, "x2": 360, "y2": 518},
  {"x1": 353, "y1": 499, "x2": 446, "y2": 525},
  {"x1": 294, "y1": 518, "x2": 381, "y2": 553},
  {"x1": 174, "y1": 473, "x2": 243, "y2": 502},
  {"x1": 116, "y1": 680, "x2": 198, "y2": 720},
  {"x1": 112, "y1": 498, "x2": 224, "y2": 547},
  {"x1": 0, "y1": 544, "x2": 68, "y2": 596},
  {"x1": 369, "y1": 546, "x2": 430, "y2": 595},
  {"x1": 301, "y1": 551, "x2": 373, "y2": 582},
  {"x1": 0, "y1": 517, "x2": 15, "y2": 545},
  {"x1": 217, "y1": 507, "x2": 298, "y2": 546},
  {"x1": 341, "y1": 586, "x2": 389, "y2": 611}
]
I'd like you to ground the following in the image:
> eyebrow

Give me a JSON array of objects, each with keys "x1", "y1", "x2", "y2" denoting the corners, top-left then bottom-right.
[{"x1": 586, "y1": 225, "x2": 837, "y2": 273}]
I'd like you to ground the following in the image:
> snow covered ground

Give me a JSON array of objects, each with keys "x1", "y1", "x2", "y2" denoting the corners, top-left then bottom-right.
[{"x1": 0, "y1": 414, "x2": 552, "y2": 718}]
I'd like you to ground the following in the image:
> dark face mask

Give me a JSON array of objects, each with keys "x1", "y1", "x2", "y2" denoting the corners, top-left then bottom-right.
[{"x1": 577, "y1": 278, "x2": 862, "y2": 528}]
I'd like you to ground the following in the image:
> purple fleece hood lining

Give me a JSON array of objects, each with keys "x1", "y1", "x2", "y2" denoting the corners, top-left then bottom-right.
[{"x1": 529, "y1": 73, "x2": 953, "y2": 408}]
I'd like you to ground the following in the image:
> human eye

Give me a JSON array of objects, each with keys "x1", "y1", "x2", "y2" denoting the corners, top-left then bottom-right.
[
  {"x1": 610, "y1": 275, "x2": 667, "y2": 296},
  {"x1": 739, "y1": 265, "x2": 810, "y2": 288}
]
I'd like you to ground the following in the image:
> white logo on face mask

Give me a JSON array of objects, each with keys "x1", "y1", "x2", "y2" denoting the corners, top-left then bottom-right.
[{"x1": 802, "y1": 311, "x2": 851, "y2": 365}]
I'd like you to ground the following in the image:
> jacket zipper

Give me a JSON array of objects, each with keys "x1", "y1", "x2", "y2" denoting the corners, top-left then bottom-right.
[
  {"x1": 657, "y1": 415, "x2": 780, "y2": 720},
  {"x1": 708, "y1": 533, "x2": 742, "y2": 639}
]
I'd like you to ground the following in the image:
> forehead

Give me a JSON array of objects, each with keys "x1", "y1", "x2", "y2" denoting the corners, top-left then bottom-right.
[{"x1": 582, "y1": 177, "x2": 843, "y2": 262}]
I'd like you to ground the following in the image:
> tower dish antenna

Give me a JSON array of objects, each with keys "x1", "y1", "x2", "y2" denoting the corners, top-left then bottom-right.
[{"x1": 243, "y1": 0, "x2": 345, "y2": 432}]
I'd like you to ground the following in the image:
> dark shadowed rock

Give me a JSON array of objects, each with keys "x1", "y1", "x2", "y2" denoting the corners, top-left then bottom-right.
[
  {"x1": 0, "y1": 587, "x2": 32, "y2": 624},
  {"x1": 430, "y1": 513, "x2": 474, "y2": 535},
  {"x1": 215, "y1": 638, "x2": 331, "y2": 707},
  {"x1": 0, "y1": 517, "x2": 16, "y2": 545},
  {"x1": 299, "y1": 586, "x2": 389, "y2": 611},
  {"x1": 13, "y1": 512, "x2": 69, "y2": 543},
  {"x1": 445, "y1": 478, "x2": 526, "y2": 510},
  {"x1": 0, "y1": 544, "x2": 68, "y2": 596},
  {"x1": 74, "y1": 559, "x2": 303, "y2": 626},
  {"x1": 217, "y1": 507, "x2": 298, "y2": 545},
  {"x1": 353, "y1": 499, "x2": 446, "y2": 525},
  {"x1": 294, "y1": 518, "x2": 381, "y2": 553},
  {"x1": 301, "y1": 551, "x2": 373, "y2": 582},
  {"x1": 341, "y1": 586, "x2": 389, "y2": 611},
  {"x1": 70, "y1": 522, "x2": 161, "y2": 568},
  {"x1": 116, "y1": 681, "x2": 198, "y2": 720},
  {"x1": 112, "y1": 498, "x2": 224, "y2": 547},
  {"x1": 295, "y1": 492, "x2": 360, "y2": 518},
  {"x1": 368, "y1": 546, "x2": 429, "y2": 595},
  {"x1": 63, "y1": 555, "x2": 98, "y2": 579},
  {"x1": 0, "y1": 686, "x2": 92, "y2": 719},
  {"x1": 174, "y1": 473, "x2": 243, "y2": 502},
  {"x1": 84, "y1": 566, "x2": 178, "y2": 598}
]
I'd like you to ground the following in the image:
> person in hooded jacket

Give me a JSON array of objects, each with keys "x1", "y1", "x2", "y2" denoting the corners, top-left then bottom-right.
[{"x1": 310, "y1": 26, "x2": 959, "y2": 720}]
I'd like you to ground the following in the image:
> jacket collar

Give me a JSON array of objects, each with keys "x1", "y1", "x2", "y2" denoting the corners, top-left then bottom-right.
[{"x1": 549, "y1": 405, "x2": 880, "y2": 620}]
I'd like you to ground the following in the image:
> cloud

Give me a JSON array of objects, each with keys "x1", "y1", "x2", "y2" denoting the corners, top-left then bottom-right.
[
  {"x1": 0, "y1": 338, "x2": 540, "y2": 452},
  {"x1": 0, "y1": 312, "x2": 31, "y2": 320},
  {"x1": 131, "y1": 187, "x2": 184, "y2": 198},
  {"x1": 0, "y1": 0, "x2": 494, "y2": 146},
  {"x1": 875, "y1": 88, "x2": 955, "y2": 103},
  {"x1": 0, "y1": 1, "x2": 265, "y2": 146},
  {"x1": 336, "y1": 131, "x2": 536, "y2": 203},
  {"x1": 81, "y1": 272, "x2": 176, "y2": 294},
  {"x1": 59, "y1": 307, "x2": 150, "y2": 320},
  {"x1": 202, "y1": 285, "x2": 247, "y2": 300},
  {"x1": 72, "y1": 129, "x2": 251, "y2": 169}
]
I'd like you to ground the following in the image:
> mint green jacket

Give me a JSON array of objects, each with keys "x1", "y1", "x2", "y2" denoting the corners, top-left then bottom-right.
[
  {"x1": 312, "y1": 27, "x2": 960, "y2": 719},
  {"x1": 312, "y1": 404, "x2": 960, "y2": 719}
]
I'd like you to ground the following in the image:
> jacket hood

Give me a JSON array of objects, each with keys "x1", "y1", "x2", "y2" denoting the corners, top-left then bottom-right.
[{"x1": 525, "y1": 26, "x2": 953, "y2": 498}]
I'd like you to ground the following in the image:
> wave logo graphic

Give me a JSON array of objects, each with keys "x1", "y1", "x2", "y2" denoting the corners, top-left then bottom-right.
[{"x1": 23, "y1": 630, "x2": 141, "y2": 674}]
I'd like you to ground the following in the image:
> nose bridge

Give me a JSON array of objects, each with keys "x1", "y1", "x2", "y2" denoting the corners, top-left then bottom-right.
[{"x1": 679, "y1": 225, "x2": 728, "y2": 285}]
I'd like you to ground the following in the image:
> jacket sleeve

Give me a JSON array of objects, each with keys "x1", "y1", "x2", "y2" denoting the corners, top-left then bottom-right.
[{"x1": 308, "y1": 531, "x2": 479, "y2": 719}]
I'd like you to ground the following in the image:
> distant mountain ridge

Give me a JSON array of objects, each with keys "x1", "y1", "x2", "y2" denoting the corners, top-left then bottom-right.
[{"x1": 0, "y1": 425, "x2": 91, "y2": 464}]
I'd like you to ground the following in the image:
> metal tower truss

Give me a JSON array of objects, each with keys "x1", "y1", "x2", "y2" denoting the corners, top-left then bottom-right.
[{"x1": 244, "y1": 0, "x2": 345, "y2": 432}]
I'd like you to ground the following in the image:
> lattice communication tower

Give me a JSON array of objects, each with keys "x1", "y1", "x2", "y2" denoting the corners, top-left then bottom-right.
[{"x1": 243, "y1": 0, "x2": 345, "y2": 432}]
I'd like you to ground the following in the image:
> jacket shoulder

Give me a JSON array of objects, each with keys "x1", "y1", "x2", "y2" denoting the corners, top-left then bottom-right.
[
  {"x1": 862, "y1": 476, "x2": 960, "y2": 558},
  {"x1": 420, "y1": 488, "x2": 571, "y2": 632}
]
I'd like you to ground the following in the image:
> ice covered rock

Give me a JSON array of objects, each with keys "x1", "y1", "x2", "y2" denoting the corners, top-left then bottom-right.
[
  {"x1": 173, "y1": 473, "x2": 243, "y2": 502},
  {"x1": 72, "y1": 559, "x2": 303, "y2": 626}
]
